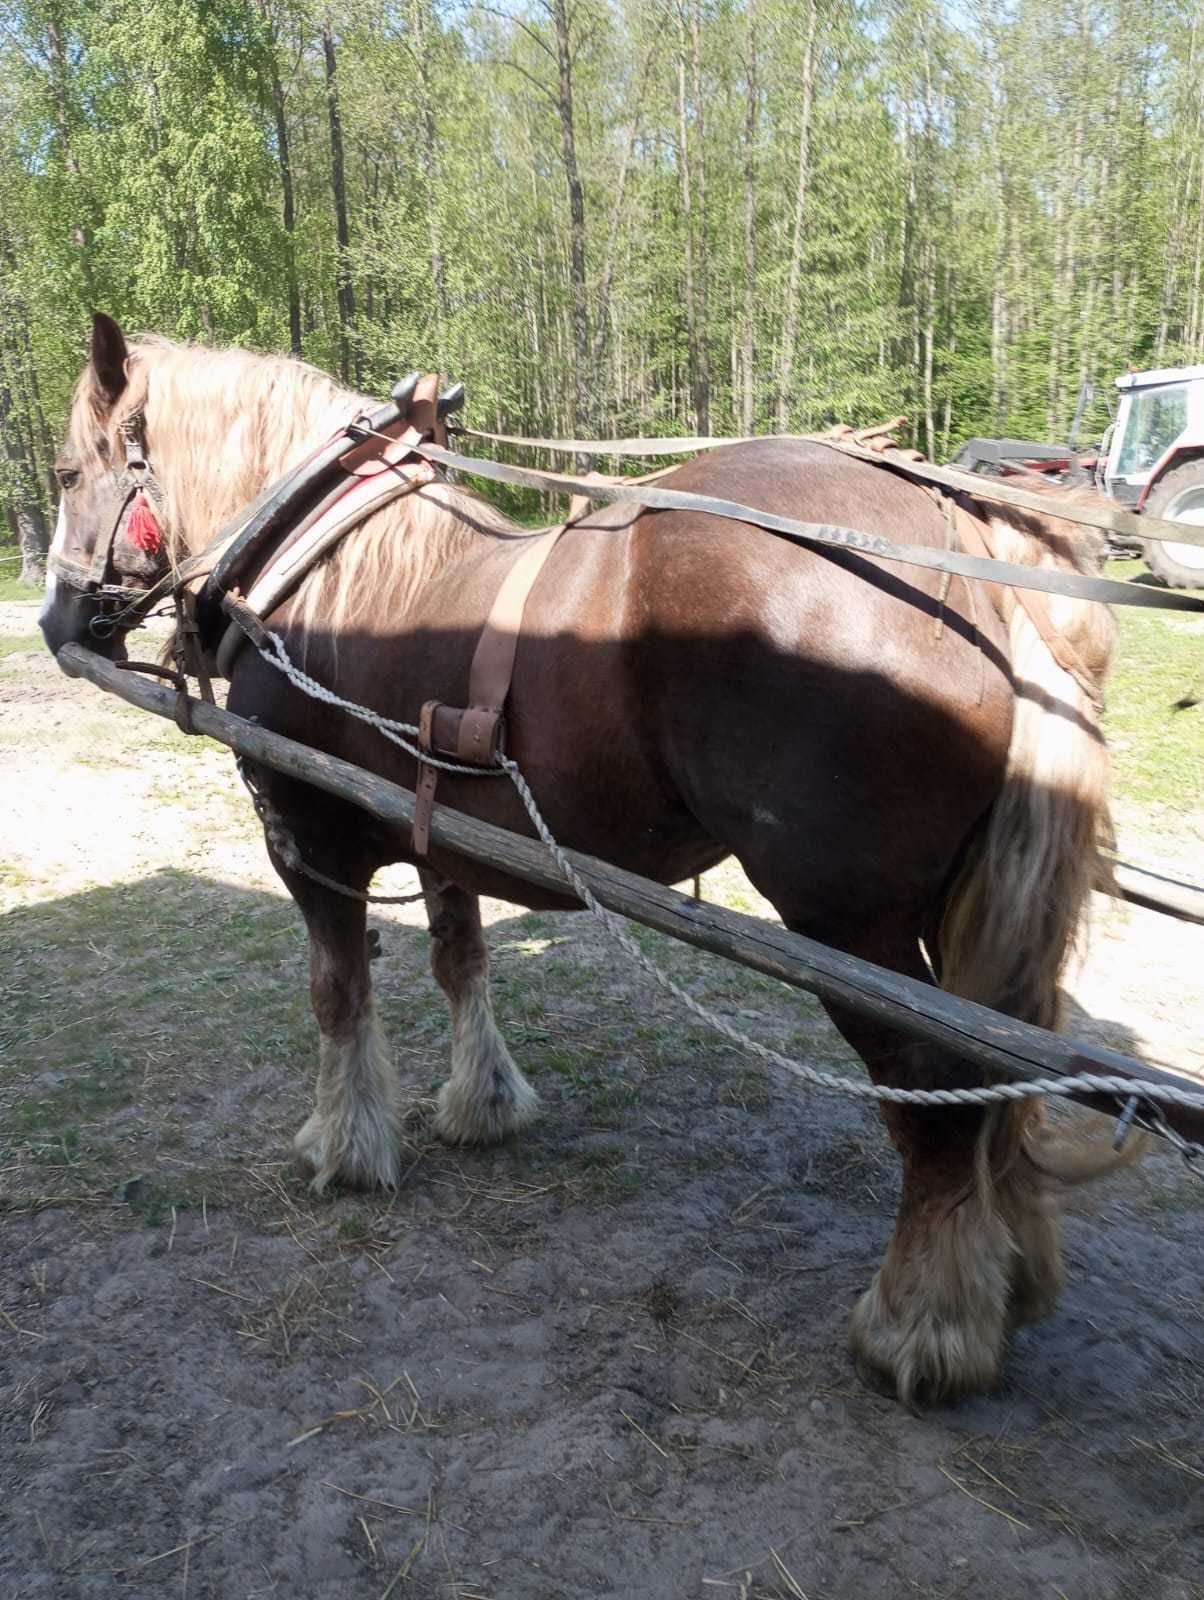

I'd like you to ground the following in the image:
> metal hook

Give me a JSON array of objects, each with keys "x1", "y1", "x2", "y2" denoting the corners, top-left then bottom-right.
[{"x1": 1112, "y1": 1093, "x2": 1141, "y2": 1151}]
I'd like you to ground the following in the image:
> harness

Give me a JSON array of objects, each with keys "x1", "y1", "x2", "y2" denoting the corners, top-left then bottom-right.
[
  {"x1": 56, "y1": 384, "x2": 1124, "y2": 854},
  {"x1": 47, "y1": 416, "x2": 166, "y2": 606}
]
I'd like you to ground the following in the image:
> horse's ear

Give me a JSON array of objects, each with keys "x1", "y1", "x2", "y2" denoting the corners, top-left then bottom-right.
[{"x1": 90, "y1": 312, "x2": 129, "y2": 406}]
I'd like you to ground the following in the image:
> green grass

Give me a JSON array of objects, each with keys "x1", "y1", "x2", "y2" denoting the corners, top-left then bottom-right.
[
  {"x1": 0, "y1": 571, "x2": 41, "y2": 603},
  {"x1": 1103, "y1": 560, "x2": 1203, "y2": 820}
]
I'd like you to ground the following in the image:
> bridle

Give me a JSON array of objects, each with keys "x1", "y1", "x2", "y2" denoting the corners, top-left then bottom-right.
[
  {"x1": 47, "y1": 374, "x2": 464, "y2": 672},
  {"x1": 47, "y1": 411, "x2": 174, "y2": 639}
]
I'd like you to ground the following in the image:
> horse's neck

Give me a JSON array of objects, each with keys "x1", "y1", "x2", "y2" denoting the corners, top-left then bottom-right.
[{"x1": 175, "y1": 391, "x2": 370, "y2": 558}]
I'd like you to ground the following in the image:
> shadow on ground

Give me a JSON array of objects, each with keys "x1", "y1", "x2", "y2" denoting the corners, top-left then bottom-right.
[{"x1": 2, "y1": 870, "x2": 1202, "y2": 1600}]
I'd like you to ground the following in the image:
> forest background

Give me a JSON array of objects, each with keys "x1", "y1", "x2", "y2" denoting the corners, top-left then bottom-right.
[{"x1": 3, "y1": 0, "x2": 1204, "y2": 579}]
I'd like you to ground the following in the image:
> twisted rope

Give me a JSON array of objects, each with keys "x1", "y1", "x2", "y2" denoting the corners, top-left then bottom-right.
[{"x1": 248, "y1": 627, "x2": 1204, "y2": 1156}]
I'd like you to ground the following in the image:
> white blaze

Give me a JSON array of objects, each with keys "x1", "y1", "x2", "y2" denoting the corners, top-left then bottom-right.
[{"x1": 40, "y1": 498, "x2": 68, "y2": 618}]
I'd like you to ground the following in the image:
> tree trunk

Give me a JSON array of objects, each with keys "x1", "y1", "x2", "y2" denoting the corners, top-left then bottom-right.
[
  {"x1": 46, "y1": 9, "x2": 93, "y2": 293},
  {"x1": 1, "y1": 371, "x2": 49, "y2": 586},
  {"x1": 741, "y1": 0, "x2": 759, "y2": 435},
  {"x1": 775, "y1": 0, "x2": 818, "y2": 431},
  {"x1": 550, "y1": 0, "x2": 590, "y2": 444},
  {"x1": 991, "y1": 176, "x2": 1010, "y2": 427},
  {"x1": 689, "y1": 0, "x2": 710, "y2": 433},
  {"x1": 918, "y1": 26, "x2": 937, "y2": 458},
  {"x1": 259, "y1": 4, "x2": 303, "y2": 358},
  {"x1": 591, "y1": 53, "x2": 650, "y2": 380},
  {"x1": 675, "y1": 46, "x2": 700, "y2": 430},
  {"x1": 410, "y1": 0, "x2": 449, "y2": 357},
  {"x1": 1156, "y1": 1, "x2": 1201, "y2": 356},
  {"x1": 322, "y1": 13, "x2": 358, "y2": 384}
]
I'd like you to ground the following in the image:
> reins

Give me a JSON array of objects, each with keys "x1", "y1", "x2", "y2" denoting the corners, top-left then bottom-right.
[
  {"x1": 63, "y1": 386, "x2": 1204, "y2": 664},
  {"x1": 392, "y1": 432, "x2": 1204, "y2": 616},
  {"x1": 455, "y1": 421, "x2": 1204, "y2": 557}
]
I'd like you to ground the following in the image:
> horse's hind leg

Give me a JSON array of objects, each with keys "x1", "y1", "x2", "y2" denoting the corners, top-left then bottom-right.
[
  {"x1": 422, "y1": 876, "x2": 538, "y2": 1145},
  {"x1": 839, "y1": 1040, "x2": 1019, "y2": 1405},
  {"x1": 821, "y1": 955, "x2": 1057, "y2": 1405},
  {"x1": 277, "y1": 856, "x2": 401, "y2": 1192}
]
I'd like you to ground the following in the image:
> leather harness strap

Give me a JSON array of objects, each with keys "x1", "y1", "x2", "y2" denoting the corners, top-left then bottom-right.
[
  {"x1": 810, "y1": 431, "x2": 1106, "y2": 709},
  {"x1": 949, "y1": 493, "x2": 1104, "y2": 706},
  {"x1": 411, "y1": 520, "x2": 572, "y2": 855},
  {"x1": 211, "y1": 376, "x2": 448, "y2": 677}
]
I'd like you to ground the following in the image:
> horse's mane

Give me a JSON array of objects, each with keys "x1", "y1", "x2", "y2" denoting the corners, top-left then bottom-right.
[
  {"x1": 69, "y1": 335, "x2": 524, "y2": 640},
  {"x1": 70, "y1": 336, "x2": 371, "y2": 555}
]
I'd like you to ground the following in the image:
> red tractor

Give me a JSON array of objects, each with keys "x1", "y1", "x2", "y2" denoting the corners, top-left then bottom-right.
[{"x1": 952, "y1": 366, "x2": 1204, "y2": 588}]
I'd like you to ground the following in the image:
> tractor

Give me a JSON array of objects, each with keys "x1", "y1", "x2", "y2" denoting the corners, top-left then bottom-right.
[
  {"x1": 1101, "y1": 365, "x2": 1204, "y2": 588},
  {"x1": 952, "y1": 366, "x2": 1204, "y2": 588}
]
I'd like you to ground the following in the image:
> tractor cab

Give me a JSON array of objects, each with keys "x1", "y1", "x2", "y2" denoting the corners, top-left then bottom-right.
[
  {"x1": 1104, "y1": 367, "x2": 1204, "y2": 507},
  {"x1": 1102, "y1": 366, "x2": 1204, "y2": 588}
]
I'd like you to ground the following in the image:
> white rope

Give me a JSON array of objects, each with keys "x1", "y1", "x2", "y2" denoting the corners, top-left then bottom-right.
[
  {"x1": 254, "y1": 630, "x2": 498, "y2": 776},
  {"x1": 249, "y1": 628, "x2": 1204, "y2": 1145}
]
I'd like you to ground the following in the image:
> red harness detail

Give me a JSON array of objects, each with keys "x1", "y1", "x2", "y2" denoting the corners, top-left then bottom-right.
[{"x1": 124, "y1": 490, "x2": 162, "y2": 554}]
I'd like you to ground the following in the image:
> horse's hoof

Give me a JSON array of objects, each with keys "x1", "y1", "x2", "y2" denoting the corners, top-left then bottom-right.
[
  {"x1": 293, "y1": 1110, "x2": 401, "y2": 1193},
  {"x1": 432, "y1": 1068, "x2": 539, "y2": 1146},
  {"x1": 849, "y1": 1282, "x2": 1004, "y2": 1409}
]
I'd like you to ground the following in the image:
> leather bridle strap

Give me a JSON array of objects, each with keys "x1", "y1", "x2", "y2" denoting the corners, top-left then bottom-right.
[{"x1": 411, "y1": 520, "x2": 571, "y2": 855}]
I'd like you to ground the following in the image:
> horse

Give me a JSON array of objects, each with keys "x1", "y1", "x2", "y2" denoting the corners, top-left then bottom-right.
[{"x1": 41, "y1": 312, "x2": 1123, "y2": 1406}]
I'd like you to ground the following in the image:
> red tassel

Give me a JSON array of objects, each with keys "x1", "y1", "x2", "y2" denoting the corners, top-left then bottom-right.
[{"x1": 124, "y1": 491, "x2": 162, "y2": 554}]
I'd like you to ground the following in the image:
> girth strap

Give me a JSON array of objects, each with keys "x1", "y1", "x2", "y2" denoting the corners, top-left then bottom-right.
[{"x1": 411, "y1": 521, "x2": 570, "y2": 856}]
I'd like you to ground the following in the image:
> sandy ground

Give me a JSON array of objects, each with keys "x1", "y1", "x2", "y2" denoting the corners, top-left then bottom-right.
[{"x1": 2, "y1": 606, "x2": 1203, "y2": 1600}]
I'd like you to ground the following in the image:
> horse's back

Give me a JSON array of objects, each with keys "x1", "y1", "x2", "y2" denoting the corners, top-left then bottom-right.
[{"x1": 582, "y1": 437, "x2": 1016, "y2": 936}]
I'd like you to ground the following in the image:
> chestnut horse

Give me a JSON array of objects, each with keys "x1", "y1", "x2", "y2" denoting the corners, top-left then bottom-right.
[{"x1": 42, "y1": 314, "x2": 1119, "y2": 1404}]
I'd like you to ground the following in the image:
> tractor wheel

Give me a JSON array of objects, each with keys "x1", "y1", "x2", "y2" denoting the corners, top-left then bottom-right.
[{"x1": 1143, "y1": 460, "x2": 1204, "y2": 589}]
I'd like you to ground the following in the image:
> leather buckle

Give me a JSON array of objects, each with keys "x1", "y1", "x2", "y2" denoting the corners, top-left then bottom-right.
[
  {"x1": 419, "y1": 699, "x2": 438, "y2": 752},
  {"x1": 457, "y1": 706, "x2": 502, "y2": 765}
]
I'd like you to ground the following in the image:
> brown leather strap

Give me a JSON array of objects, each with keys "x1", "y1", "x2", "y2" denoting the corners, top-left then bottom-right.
[
  {"x1": 410, "y1": 520, "x2": 571, "y2": 856},
  {"x1": 412, "y1": 702, "x2": 442, "y2": 857},
  {"x1": 407, "y1": 373, "x2": 443, "y2": 450},
  {"x1": 466, "y1": 524, "x2": 566, "y2": 713}
]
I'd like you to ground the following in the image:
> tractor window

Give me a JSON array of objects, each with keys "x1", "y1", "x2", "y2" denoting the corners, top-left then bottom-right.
[{"x1": 1114, "y1": 385, "x2": 1188, "y2": 475}]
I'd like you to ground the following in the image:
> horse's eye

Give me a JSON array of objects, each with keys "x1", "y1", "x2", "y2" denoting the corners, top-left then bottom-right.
[{"x1": 56, "y1": 469, "x2": 80, "y2": 490}]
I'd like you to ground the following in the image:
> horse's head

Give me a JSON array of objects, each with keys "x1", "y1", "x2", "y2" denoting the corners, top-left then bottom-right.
[{"x1": 40, "y1": 313, "x2": 172, "y2": 661}]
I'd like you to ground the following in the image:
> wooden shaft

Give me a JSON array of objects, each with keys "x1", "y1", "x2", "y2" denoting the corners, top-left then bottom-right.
[
  {"x1": 58, "y1": 643, "x2": 1204, "y2": 1146},
  {"x1": 1101, "y1": 859, "x2": 1204, "y2": 926}
]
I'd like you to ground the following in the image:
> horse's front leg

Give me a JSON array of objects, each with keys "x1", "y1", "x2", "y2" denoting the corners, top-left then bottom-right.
[
  {"x1": 272, "y1": 847, "x2": 402, "y2": 1192},
  {"x1": 421, "y1": 875, "x2": 538, "y2": 1145}
]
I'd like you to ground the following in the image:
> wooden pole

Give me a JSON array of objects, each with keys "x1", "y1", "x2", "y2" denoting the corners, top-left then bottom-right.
[
  {"x1": 1102, "y1": 858, "x2": 1204, "y2": 926},
  {"x1": 58, "y1": 643, "x2": 1204, "y2": 1146}
]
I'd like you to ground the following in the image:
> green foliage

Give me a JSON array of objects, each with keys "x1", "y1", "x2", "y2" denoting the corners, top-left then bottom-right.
[
  {"x1": 1, "y1": 0, "x2": 1203, "y2": 543},
  {"x1": 1102, "y1": 563, "x2": 1204, "y2": 820}
]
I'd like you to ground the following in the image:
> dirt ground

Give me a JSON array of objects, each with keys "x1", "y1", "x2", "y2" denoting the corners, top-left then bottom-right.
[{"x1": 2, "y1": 602, "x2": 1203, "y2": 1600}]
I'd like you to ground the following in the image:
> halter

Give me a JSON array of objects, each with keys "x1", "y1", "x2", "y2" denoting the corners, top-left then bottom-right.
[{"x1": 46, "y1": 412, "x2": 172, "y2": 638}]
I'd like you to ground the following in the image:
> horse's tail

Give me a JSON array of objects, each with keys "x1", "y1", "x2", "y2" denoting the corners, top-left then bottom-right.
[{"x1": 936, "y1": 589, "x2": 1137, "y2": 1186}]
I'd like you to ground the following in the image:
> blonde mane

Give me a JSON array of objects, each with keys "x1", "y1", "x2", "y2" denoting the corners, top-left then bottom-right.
[
  {"x1": 68, "y1": 335, "x2": 526, "y2": 637},
  {"x1": 971, "y1": 479, "x2": 1115, "y2": 693}
]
